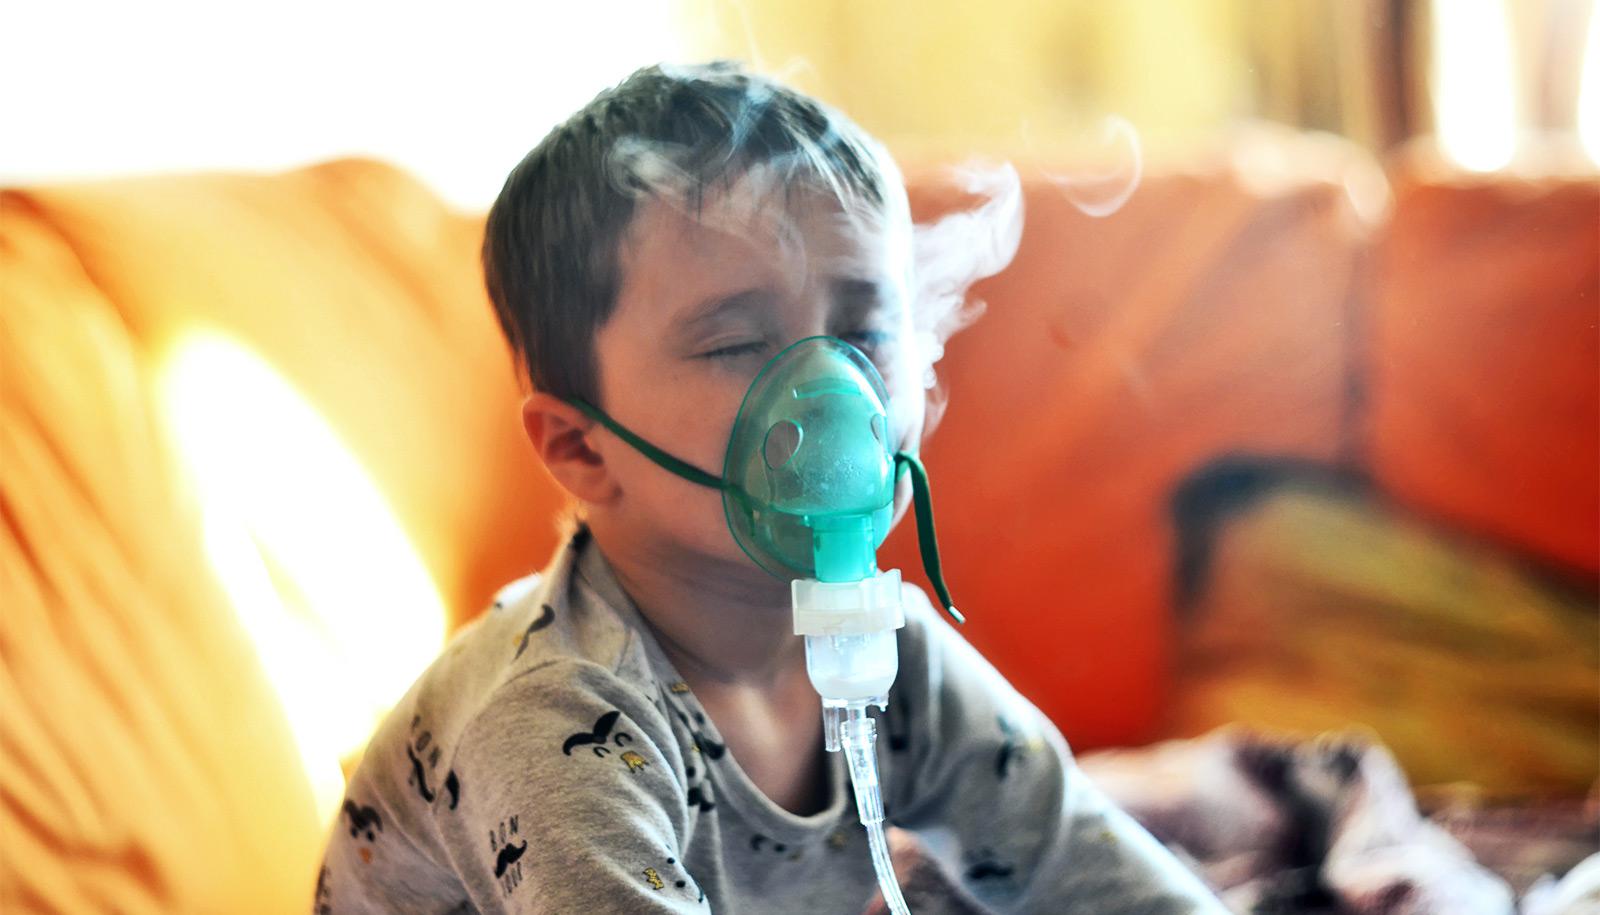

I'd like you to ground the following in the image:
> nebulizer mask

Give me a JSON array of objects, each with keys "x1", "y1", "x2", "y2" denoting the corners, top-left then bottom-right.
[{"x1": 571, "y1": 335, "x2": 962, "y2": 915}]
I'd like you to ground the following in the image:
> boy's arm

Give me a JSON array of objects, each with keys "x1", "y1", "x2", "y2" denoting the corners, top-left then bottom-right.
[
  {"x1": 432, "y1": 661, "x2": 711, "y2": 914},
  {"x1": 882, "y1": 590, "x2": 1227, "y2": 915},
  {"x1": 316, "y1": 659, "x2": 711, "y2": 914}
]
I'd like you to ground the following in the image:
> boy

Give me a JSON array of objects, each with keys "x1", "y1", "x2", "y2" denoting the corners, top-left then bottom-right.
[{"x1": 314, "y1": 62, "x2": 1225, "y2": 914}]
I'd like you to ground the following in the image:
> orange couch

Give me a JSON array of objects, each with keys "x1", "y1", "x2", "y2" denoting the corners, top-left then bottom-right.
[{"x1": 2, "y1": 139, "x2": 1594, "y2": 912}]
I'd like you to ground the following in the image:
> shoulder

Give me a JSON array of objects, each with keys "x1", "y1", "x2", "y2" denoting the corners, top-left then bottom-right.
[
  {"x1": 439, "y1": 656, "x2": 698, "y2": 854},
  {"x1": 888, "y1": 578, "x2": 1056, "y2": 756},
  {"x1": 424, "y1": 571, "x2": 681, "y2": 787},
  {"x1": 416, "y1": 553, "x2": 655, "y2": 728},
  {"x1": 893, "y1": 578, "x2": 939, "y2": 654},
  {"x1": 438, "y1": 654, "x2": 686, "y2": 811},
  {"x1": 892, "y1": 579, "x2": 1004, "y2": 697},
  {"x1": 344, "y1": 557, "x2": 671, "y2": 817},
  {"x1": 459, "y1": 655, "x2": 676, "y2": 752}
]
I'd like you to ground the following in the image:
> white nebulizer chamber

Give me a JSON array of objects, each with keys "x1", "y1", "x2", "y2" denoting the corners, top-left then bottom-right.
[
  {"x1": 794, "y1": 569, "x2": 912, "y2": 915},
  {"x1": 795, "y1": 569, "x2": 904, "y2": 698},
  {"x1": 804, "y1": 630, "x2": 898, "y2": 698}
]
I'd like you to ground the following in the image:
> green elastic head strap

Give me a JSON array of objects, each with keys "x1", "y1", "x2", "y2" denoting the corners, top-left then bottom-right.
[
  {"x1": 569, "y1": 397, "x2": 724, "y2": 490},
  {"x1": 568, "y1": 396, "x2": 965, "y2": 626},
  {"x1": 893, "y1": 451, "x2": 965, "y2": 625}
]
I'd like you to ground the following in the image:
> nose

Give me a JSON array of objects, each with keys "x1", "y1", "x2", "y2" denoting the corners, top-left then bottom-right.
[{"x1": 779, "y1": 288, "x2": 831, "y2": 344}]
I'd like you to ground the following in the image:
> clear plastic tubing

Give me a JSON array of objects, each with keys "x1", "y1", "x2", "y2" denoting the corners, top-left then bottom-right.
[{"x1": 806, "y1": 633, "x2": 911, "y2": 915}]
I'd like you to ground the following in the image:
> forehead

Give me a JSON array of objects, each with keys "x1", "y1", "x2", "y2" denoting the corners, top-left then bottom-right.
[{"x1": 612, "y1": 181, "x2": 910, "y2": 329}]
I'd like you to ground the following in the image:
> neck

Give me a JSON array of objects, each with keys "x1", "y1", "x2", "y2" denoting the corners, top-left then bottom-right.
[{"x1": 587, "y1": 515, "x2": 807, "y2": 692}]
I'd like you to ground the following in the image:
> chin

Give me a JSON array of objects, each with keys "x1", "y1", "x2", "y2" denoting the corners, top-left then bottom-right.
[{"x1": 676, "y1": 513, "x2": 763, "y2": 574}]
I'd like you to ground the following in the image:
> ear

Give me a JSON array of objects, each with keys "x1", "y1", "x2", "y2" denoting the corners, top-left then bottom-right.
[{"x1": 521, "y1": 391, "x2": 620, "y2": 506}]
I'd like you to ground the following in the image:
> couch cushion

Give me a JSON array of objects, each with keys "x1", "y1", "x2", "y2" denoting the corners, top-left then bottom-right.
[
  {"x1": 0, "y1": 159, "x2": 570, "y2": 912},
  {"x1": 1363, "y1": 172, "x2": 1599, "y2": 580},
  {"x1": 1, "y1": 192, "x2": 322, "y2": 913},
  {"x1": 881, "y1": 140, "x2": 1374, "y2": 748}
]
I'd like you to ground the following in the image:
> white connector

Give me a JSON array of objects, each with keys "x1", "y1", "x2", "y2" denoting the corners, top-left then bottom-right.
[{"x1": 794, "y1": 569, "x2": 912, "y2": 915}]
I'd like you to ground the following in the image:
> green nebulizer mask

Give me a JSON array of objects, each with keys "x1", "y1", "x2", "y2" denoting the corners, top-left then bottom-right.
[{"x1": 571, "y1": 335, "x2": 961, "y2": 915}]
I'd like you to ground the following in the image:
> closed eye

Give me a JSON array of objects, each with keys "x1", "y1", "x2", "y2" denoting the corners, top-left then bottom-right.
[
  {"x1": 700, "y1": 341, "x2": 768, "y2": 360},
  {"x1": 841, "y1": 330, "x2": 894, "y2": 351}
]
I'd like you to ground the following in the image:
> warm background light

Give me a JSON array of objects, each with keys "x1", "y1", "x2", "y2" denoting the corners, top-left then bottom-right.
[
  {"x1": 1581, "y1": 0, "x2": 1600, "y2": 164},
  {"x1": 1430, "y1": 0, "x2": 1519, "y2": 171},
  {"x1": 0, "y1": 0, "x2": 684, "y2": 211},
  {"x1": 5, "y1": 1, "x2": 1593, "y2": 206},
  {"x1": 158, "y1": 330, "x2": 448, "y2": 823}
]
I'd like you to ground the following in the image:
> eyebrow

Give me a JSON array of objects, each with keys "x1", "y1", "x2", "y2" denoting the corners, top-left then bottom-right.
[
  {"x1": 671, "y1": 288, "x2": 774, "y2": 334},
  {"x1": 830, "y1": 277, "x2": 901, "y2": 325},
  {"x1": 832, "y1": 277, "x2": 897, "y2": 308},
  {"x1": 671, "y1": 276, "x2": 901, "y2": 339}
]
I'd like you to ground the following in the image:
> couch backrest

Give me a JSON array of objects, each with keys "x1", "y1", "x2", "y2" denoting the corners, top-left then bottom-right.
[{"x1": 4, "y1": 143, "x2": 1592, "y2": 911}]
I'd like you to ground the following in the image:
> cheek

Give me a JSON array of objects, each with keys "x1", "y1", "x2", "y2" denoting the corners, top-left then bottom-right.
[
  {"x1": 679, "y1": 372, "x2": 749, "y2": 470},
  {"x1": 596, "y1": 348, "x2": 736, "y2": 513},
  {"x1": 610, "y1": 347, "x2": 736, "y2": 467}
]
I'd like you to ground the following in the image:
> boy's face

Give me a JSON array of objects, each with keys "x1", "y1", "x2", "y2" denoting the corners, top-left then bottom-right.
[{"x1": 591, "y1": 177, "x2": 923, "y2": 586}]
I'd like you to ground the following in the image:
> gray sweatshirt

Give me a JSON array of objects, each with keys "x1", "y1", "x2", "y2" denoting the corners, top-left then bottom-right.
[{"x1": 314, "y1": 522, "x2": 1225, "y2": 914}]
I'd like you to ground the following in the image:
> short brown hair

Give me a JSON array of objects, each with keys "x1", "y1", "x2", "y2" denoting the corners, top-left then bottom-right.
[{"x1": 482, "y1": 61, "x2": 896, "y2": 405}]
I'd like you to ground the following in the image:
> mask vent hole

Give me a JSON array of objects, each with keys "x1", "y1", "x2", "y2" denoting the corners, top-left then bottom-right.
[
  {"x1": 763, "y1": 420, "x2": 802, "y2": 470},
  {"x1": 870, "y1": 413, "x2": 888, "y2": 450}
]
